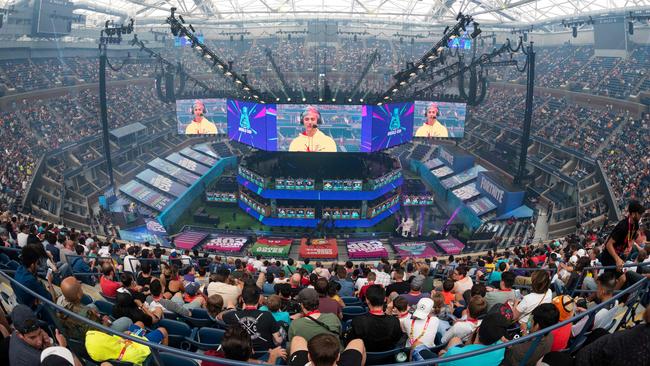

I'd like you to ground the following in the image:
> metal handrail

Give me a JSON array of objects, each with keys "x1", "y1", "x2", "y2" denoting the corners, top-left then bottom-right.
[{"x1": 0, "y1": 266, "x2": 646, "y2": 366}]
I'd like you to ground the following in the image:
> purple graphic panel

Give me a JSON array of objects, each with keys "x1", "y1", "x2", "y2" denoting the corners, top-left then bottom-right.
[
  {"x1": 174, "y1": 231, "x2": 209, "y2": 250},
  {"x1": 227, "y1": 99, "x2": 276, "y2": 150},
  {"x1": 361, "y1": 102, "x2": 414, "y2": 152},
  {"x1": 346, "y1": 239, "x2": 389, "y2": 259},
  {"x1": 203, "y1": 236, "x2": 247, "y2": 252},
  {"x1": 434, "y1": 238, "x2": 465, "y2": 255},
  {"x1": 392, "y1": 241, "x2": 438, "y2": 258}
]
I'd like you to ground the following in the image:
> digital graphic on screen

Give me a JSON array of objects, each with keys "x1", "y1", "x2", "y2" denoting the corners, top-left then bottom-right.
[
  {"x1": 176, "y1": 98, "x2": 226, "y2": 135},
  {"x1": 276, "y1": 104, "x2": 362, "y2": 152},
  {"x1": 362, "y1": 102, "x2": 414, "y2": 151},
  {"x1": 413, "y1": 101, "x2": 466, "y2": 138},
  {"x1": 227, "y1": 100, "x2": 276, "y2": 150}
]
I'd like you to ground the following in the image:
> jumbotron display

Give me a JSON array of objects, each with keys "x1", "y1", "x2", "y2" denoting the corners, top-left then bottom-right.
[{"x1": 176, "y1": 99, "x2": 466, "y2": 150}]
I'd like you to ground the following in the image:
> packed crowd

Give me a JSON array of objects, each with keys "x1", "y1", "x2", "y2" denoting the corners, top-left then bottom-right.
[
  {"x1": 0, "y1": 83, "x2": 173, "y2": 211},
  {"x1": 0, "y1": 200, "x2": 647, "y2": 365}
]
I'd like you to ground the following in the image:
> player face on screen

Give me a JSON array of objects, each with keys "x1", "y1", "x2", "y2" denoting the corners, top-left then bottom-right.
[
  {"x1": 288, "y1": 106, "x2": 337, "y2": 152},
  {"x1": 185, "y1": 100, "x2": 218, "y2": 134},
  {"x1": 302, "y1": 109, "x2": 320, "y2": 135},
  {"x1": 426, "y1": 104, "x2": 439, "y2": 125},
  {"x1": 193, "y1": 100, "x2": 205, "y2": 120}
]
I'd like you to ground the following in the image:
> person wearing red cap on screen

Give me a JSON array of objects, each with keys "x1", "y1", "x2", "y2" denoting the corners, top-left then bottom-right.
[
  {"x1": 415, "y1": 103, "x2": 448, "y2": 138},
  {"x1": 289, "y1": 106, "x2": 337, "y2": 152}
]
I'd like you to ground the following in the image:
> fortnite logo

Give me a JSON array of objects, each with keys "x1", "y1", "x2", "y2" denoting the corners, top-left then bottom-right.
[
  {"x1": 387, "y1": 107, "x2": 403, "y2": 137},
  {"x1": 479, "y1": 176, "x2": 504, "y2": 203}
]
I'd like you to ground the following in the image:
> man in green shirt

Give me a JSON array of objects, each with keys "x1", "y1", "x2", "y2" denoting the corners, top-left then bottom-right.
[
  {"x1": 284, "y1": 258, "x2": 298, "y2": 276},
  {"x1": 288, "y1": 288, "x2": 341, "y2": 347},
  {"x1": 301, "y1": 259, "x2": 314, "y2": 274}
]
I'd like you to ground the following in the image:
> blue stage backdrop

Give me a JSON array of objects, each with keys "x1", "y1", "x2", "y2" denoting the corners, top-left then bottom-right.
[
  {"x1": 227, "y1": 100, "x2": 276, "y2": 150},
  {"x1": 361, "y1": 102, "x2": 414, "y2": 152}
]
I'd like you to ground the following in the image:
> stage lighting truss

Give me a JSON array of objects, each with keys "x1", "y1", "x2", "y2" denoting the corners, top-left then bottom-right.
[
  {"x1": 129, "y1": 34, "x2": 216, "y2": 97},
  {"x1": 100, "y1": 18, "x2": 134, "y2": 46},
  {"x1": 374, "y1": 12, "x2": 480, "y2": 103},
  {"x1": 167, "y1": 7, "x2": 261, "y2": 101}
]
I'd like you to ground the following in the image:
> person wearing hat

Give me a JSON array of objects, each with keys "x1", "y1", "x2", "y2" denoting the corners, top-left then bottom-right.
[
  {"x1": 549, "y1": 295, "x2": 574, "y2": 351},
  {"x1": 40, "y1": 346, "x2": 82, "y2": 366},
  {"x1": 288, "y1": 288, "x2": 342, "y2": 346},
  {"x1": 404, "y1": 298, "x2": 441, "y2": 354},
  {"x1": 504, "y1": 303, "x2": 560, "y2": 366},
  {"x1": 601, "y1": 200, "x2": 645, "y2": 274},
  {"x1": 439, "y1": 312, "x2": 510, "y2": 366},
  {"x1": 402, "y1": 275, "x2": 430, "y2": 306},
  {"x1": 9, "y1": 304, "x2": 75, "y2": 366}
]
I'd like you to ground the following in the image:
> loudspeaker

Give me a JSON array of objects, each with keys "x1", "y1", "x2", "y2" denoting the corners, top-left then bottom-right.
[
  {"x1": 629, "y1": 22, "x2": 634, "y2": 35},
  {"x1": 572, "y1": 26, "x2": 577, "y2": 38}
]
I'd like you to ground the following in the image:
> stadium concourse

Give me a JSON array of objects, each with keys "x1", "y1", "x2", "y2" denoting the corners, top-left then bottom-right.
[{"x1": 1, "y1": 0, "x2": 650, "y2": 365}]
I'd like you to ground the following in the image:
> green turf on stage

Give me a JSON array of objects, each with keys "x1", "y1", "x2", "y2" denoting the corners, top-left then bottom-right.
[{"x1": 173, "y1": 201, "x2": 397, "y2": 235}]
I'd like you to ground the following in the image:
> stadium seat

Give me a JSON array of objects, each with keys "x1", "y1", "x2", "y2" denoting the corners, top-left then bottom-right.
[
  {"x1": 81, "y1": 294, "x2": 93, "y2": 305},
  {"x1": 341, "y1": 296, "x2": 362, "y2": 306},
  {"x1": 342, "y1": 306, "x2": 367, "y2": 321},
  {"x1": 100, "y1": 293, "x2": 117, "y2": 303},
  {"x1": 157, "y1": 318, "x2": 192, "y2": 348},
  {"x1": 365, "y1": 347, "x2": 406, "y2": 365},
  {"x1": 184, "y1": 327, "x2": 225, "y2": 351},
  {"x1": 94, "y1": 300, "x2": 114, "y2": 316},
  {"x1": 181, "y1": 309, "x2": 215, "y2": 328},
  {"x1": 159, "y1": 352, "x2": 199, "y2": 366}
]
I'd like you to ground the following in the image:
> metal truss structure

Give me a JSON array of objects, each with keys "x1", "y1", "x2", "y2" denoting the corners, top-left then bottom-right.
[{"x1": 66, "y1": 0, "x2": 650, "y2": 27}]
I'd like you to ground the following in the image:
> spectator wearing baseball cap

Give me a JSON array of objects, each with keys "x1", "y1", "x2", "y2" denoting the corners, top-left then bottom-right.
[
  {"x1": 404, "y1": 297, "x2": 440, "y2": 351},
  {"x1": 9, "y1": 304, "x2": 74, "y2": 366},
  {"x1": 439, "y1": 313, "x2": 510, "y2": 366},
  {"x1": 288, "y1": 288, "x2": 341, "y2": 346},
  {"x1": 504, "y1": 304, "x2": 559, "y2": 366},
  {"x1": 40, "y1": 346, "x2": 79, "y2": 366},
  {"x1": 402, "y1": 275, "x2": 430, "y2": 306}
]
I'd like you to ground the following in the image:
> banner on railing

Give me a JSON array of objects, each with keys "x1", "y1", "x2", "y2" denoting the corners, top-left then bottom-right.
[
  {"x1": 299, "y1": 238, "x2": 338, "y2": 259},
  {"x1": 434, "y1": 237, "x2": 465, "y2": 255},
  {"x1": 346, "y1": 239, "x2": 388, "y2": 259},
  {"x1": 392, "y1": 240, "x2": 438, "y2": 258},
  {"x1": 250, "y1": 237, "x2": 292, "y2": 257},
  {"x1": 203, "y1": 236, "x2": 248, "y2": 252}
]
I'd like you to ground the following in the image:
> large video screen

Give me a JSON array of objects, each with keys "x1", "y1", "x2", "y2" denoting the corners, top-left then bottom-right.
[
  {"x1": 275, "y1": 104, "x2": 362, "y2": 152},
  {"x1": 176, "y1": 98, "x2": 227, "y2": 135},
  {"x1": 413, "y1": 101, "x2": 466, "y2": 138},
  {"x1": 361, "y1": 103, "x2": 414, "y2": 151},
  {"x1": 227, "y1": 100, "x2": 276, "y2": 150}
]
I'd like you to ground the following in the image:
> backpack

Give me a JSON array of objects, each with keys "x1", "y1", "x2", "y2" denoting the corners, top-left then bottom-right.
[{"x1": 85, "y1": 330, "x2": 151, "y2": 365}]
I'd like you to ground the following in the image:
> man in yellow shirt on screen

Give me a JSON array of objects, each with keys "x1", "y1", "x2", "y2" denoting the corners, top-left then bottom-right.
[
  {"x1": 288, "y1": 106, "x2": 337, "y2": 152},
  {"x1": 185, "y1": 100, "x2": 218, "y2": 134},
  {"x1": 415, "y1": 103, "x2": 449, "y2": 138}
]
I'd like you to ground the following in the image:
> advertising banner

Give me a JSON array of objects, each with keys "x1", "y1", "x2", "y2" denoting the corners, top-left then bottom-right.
[
  {"x1": 250, "y1": 237, "x2": 292, "y2": 257},
  {"x1": 136, "y1": 169, "x2": 188, "y2": 197},
  {"x1": 299, "y1": 238, "x2": 338, "y2": 259},
  {"x1": 203, "y1": 236, "x2": 248, "y2": 252},
  {"x1": 392, "y1": 241, "x2": 438, "y2": 258},
  {"x1": 346, "y1": 239, "x2": 388, "y2": 259},
  {"x1": 174, "y1": 231, "x2": 209, "y2": 250},
  {"x1": 434, "y1": 238, "x2": 465, "y2": 255}
]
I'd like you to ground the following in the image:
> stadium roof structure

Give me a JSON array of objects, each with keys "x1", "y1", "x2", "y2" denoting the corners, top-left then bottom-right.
[{"x1": 65, "y1": 0, "x2": 650, "y2": 26}]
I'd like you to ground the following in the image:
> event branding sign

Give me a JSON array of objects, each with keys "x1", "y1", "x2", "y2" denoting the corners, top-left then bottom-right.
[
  {"x1": 346, "y1": 239, "x2": 388, "y2": 259},
  {"x1": 434, "y1": 238, "x2": 465, "y2": 255},
  {"x1": 299, "y1": 238, "x2": 338, "y2": 259},
  {"x1": 250, "y1": 237, "x2": 292, "y2": 257},
  {"x1": 393, "y1": 241, "x2": 438, "y2": 258},
  {"x1": 203, "y1": 236, "x2": 247, "y2": 252}
]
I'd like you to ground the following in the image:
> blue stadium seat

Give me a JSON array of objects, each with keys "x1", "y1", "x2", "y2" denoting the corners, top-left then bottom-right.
[
  {"x1": 184, "y1": 327, "x2": 225, "y2": 351},
  {"x1": 159, "y1": 352, "x2": 199, "y2": 366},
  {"x1": 94, "y1": 300, "x2": 114, "y2": 316},
  {"x1": 157, "y1": 318, "x2": 192, "y2": 348},
  {"x1": 365, "y1": 347, "x2": 405, "y2": 365},
  {"x1": 342, "y1": 306, "x2": 367, "y2": 321},
  {"x1": 341, "y1": 296, "x2": 362, "y2": 306}
]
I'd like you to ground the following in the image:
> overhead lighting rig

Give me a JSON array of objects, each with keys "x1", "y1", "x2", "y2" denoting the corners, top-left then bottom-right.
[
  {"x1": 167, "y1": 7, "x2": 262, "y2": 101},
  {"x1": 374, "y1": 12, "x2": 480, "y2": 104}
]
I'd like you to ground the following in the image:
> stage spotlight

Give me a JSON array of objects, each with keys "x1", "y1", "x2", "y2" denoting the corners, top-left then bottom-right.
[
  {"x1": 287, "y1": 97, "x2": 291, "y2": 101},
  {"x1": 235, "y1": 79, "x2": 242, "y2": 84},
  {"x1": 204, "y1": 53, "x2": 212, "y2": 59},
  {"x1": 302, "y1": 97, "x2": 306, "y2": 102},
  {"x1": 253, "y1": 95, "x2": 259, "y2": 99},
  {"x1": 359, "y1": 98, "x2": 364, "y2": 102},
  {"x1": 319, "y1": 98, "x2": 323, "y2": 102},
  {"x1": 399, "y1": 81, "x2": 407, "y2": 85},
  {"x1": 384, "y1": 96, "x2": 390, "y2": 99},
  {"x1": 243, "y1": 86, "x2": 250, "y2": 91},
  {"x1": 377, "y1": 102, "x2": 383, "y2": 106},
  {"x1": 471, "y1": 23, "x2": 482, "y2": 38},
  {"x1": 225, "y1": 71, "x2": 232, "y2": 76},
  {"x1": 276, "y1": 97, "x2": 280, "y2": 101},
  {"x1": 332, "y1": 98, "x2": 336, "y2": 102},
  {"x1": 418, "y1": 64, "x2": 425, "y2": 69},
  {"x1": 348, "y1": 98, "x2": 352, "y2": 102}
]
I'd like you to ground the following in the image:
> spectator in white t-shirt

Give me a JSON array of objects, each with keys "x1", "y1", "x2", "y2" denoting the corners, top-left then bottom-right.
[
  {"x1": 122, "y1": 246, "x2": 140, "y2": 274},
  {"x1": 441, "y1": 295, "x2": 487, "y2": 344},
  {"x1": 514, "y1": 270, "x2": 552, "y2": 332},
  {"x1": 17, "y1": 224, "x2": 29, "y2": 248},
  {"x1": 404, "y1": 298, "x2": 440, "y2": 350}
]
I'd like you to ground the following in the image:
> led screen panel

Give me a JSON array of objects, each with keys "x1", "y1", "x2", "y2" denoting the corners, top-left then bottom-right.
[
  {"x1": 176, "y1": 98, "x2": 227, "y2": 135},
  {"x1": 413, "y1": 101, "x2": 466, "y2": 138}
]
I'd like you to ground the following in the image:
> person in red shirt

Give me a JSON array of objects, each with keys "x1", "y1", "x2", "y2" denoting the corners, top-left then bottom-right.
[
  {"x1": 441, "y1": 279, "x2": 456, "y2": 305},
  {"x1": 99, "y1": 263, "x2": 121, "y2": 298},
  {"x1": 358, "y1": 272, "x2": 377, "y2": 301},
  {"x1": 550, "y1": 295, "x2": 575, "y2": 351}
]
